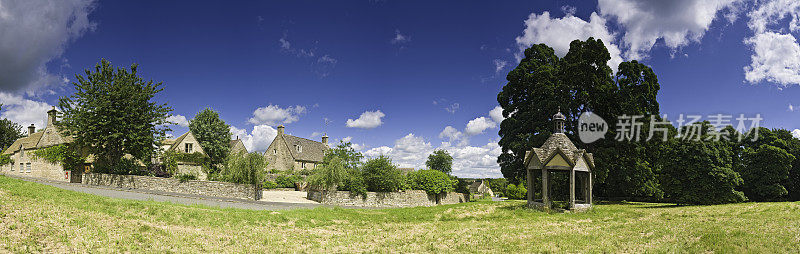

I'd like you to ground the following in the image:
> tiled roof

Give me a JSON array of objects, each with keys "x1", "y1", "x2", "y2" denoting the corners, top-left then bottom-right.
[
  {"x1": 526, "y1": 133, "x2": 594, "y2": 169},
  {"x1": 282, "y1": 134, "x2": 327, "y2": 163}
]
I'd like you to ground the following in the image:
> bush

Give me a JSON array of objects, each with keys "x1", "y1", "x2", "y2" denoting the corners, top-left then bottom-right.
[
  {"x1": 362, "y1": 155, "x2": 404, "y2": 192},
  {"x1": 407, "y1": 169, "x2": 456, "y2": 195},
  {"x1": 505, "y1": 183, "x2": 527, "y2": 200},
  {"x1": 276, "y1": 174, "x2": 302, "y2": 188},
  {"x1": 659, "y1": 140, "x2": 746, "y2": 205},
  {"x1": 217, "y1": 152, "x2": 266, "y2": 185},
  {"x1": 340, "y1": 168, "x2": 367, "y2": 197},
  {"x1": 175, "y1": 173, "x2": 197, "y2": 183},
  {"x1": 263, "y1": 180, "x2": 278, "y2": 189},
  {"x1": 308, "y1": 156, "x2": 347, "y2": 191},
  {"x1": 489, "y1": 178, "x2": 508, "y2": 197}
]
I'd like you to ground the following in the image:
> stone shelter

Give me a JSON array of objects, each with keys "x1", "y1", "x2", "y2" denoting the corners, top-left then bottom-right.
[
  {"x1": 523, "y1": 110, "x2": 595, "y2": 211},
  {"x1": 160, "y1": 131, "x2": 249, "y2": 180},
  {"x1": 1, "y1": 108, "x2": 82, "y2": 182},
  {"x1": 264, "y1": 125, "x2": 328, "y2": 172}
]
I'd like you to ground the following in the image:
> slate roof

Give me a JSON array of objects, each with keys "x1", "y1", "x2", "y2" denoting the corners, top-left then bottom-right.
[
  {"x1": 2, "y1": 125, "x2": 72, "y2": 155},
  {"x1": 281, "y1": 134, "x2": 327, "y2": 163},
  {"x1": 167, "y1": 131, "x2": 191, "y2": 151},
  {"x1": 525, "y1": 133, "x2": 594, "y2": 169}
]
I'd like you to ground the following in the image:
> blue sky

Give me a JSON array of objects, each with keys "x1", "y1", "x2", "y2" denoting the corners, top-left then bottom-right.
[{"x1": 1, "y1": 0, "x2": 800, "y2": 178}]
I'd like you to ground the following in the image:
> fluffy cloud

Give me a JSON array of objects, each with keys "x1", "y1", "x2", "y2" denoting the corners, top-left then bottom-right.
[
  {"x1": 465, "y1": 117, "x2": 497, "y2": 136},
  {"x1": 248, "y1": 104, "x2": 306, "y2": 126},
  {"x1": 346, "y1": 110, "x2": 385, "y2": 129},
  {"x1": 489, "y1": 106, "x2": 505, "y2": 124},
  {"x1": 166, "y1": 114, "x2": 189, "y2": 127},
  {"x1": 0, "y1": 0, "x2": 96, "y2": 95},
  {"x1": 230, "y1": 125, "x2": 278, "y2": 152},
  {"x1": 793, "y1": 129, "x2": 800, "y2": 139},
  {"x1": 439, "y1": 126, "x2": 463, "y2": 142},
  {"x1": 744, "y1": 1, "x2": 800, "y2": 86},
  {"x1": 515, "y1": 11, "x2": 623, "y2": 72},
  {"x1": 365, "y1": 133, "x2": 502, "y2": 178},
  {"x1": 599, "y1": 0, "x2": 741, "y2": 60},
  {"x1": 0, "y1": 92, "x2": 52, "y2": 129},
  {"x1": 493, "y1": 59, "x2": 507, "y2": 72}
]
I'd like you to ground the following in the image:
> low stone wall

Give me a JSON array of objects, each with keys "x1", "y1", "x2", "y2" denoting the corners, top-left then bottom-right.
[
  {"x1": 82, "y1": 173, "x2": 261, "y2": 200},
  {"x1": 307, "y1": 190, "x2": 468, "y2": 208}
]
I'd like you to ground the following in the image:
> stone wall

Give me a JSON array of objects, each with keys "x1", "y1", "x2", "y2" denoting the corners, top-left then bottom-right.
[
  {"x1": 307, "y1": 190, "x2": 468, "y2": 208},
  {"x1": 82, "y1": 173, "x2": 261, "y2": 200}
]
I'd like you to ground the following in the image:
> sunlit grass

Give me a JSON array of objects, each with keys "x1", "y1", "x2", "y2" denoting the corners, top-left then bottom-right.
[{"x1": 1, "y1": 175, "x2": 798, "y2": 253}]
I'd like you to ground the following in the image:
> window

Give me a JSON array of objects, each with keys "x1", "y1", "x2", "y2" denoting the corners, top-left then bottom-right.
[
  {"x1": 185, "y1": 143, "x2": 193, "y2": 153},
  {"x1": 19, "y1": 163, "x2": 23, "y2": 172},
  {"x1": 273, "y1": 149, "x2": 277, "y2": 155},
  {"x1": 301, "y1": 162, "x2": 306, "y2": 169},
  {"x1": 296, "y1": 145, "x2": 302, "y2": 153},
  {"x1": 26, "y1": 163, "x2": 31, "y2": 173}
]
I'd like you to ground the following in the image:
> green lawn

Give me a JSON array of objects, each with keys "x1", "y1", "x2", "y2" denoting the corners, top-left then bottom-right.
[{"x1": 1, "y1": 176, "x2": 798, "y2": 253}]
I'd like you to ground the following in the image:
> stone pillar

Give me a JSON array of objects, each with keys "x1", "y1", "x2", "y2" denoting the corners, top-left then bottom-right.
[
  {"x1": 569, "y1": 169, "x2": 575, "y2": 209},
  {"x1": 541, "y1": 169, "x2": 549, "y2": 207},
  {"x1": 588, "y1": 171, "x2": 593, "y2": 205},
  {"x1": 526, "y1": 169, "x2": 533, "y2": 203}
]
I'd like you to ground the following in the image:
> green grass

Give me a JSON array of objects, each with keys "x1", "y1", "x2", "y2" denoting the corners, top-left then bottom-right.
[{"x1": 1, "y1": 175, "x2": 798, "y2": 253}]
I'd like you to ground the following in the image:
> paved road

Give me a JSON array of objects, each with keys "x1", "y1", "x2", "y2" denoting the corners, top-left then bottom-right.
[{"x1": 9, "y1": 175, "x2": 323, "y2": 211}]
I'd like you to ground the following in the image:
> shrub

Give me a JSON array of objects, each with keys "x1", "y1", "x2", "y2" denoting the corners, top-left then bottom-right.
[
  {"x1": 659, "y1": 140, "x2": 746, "y2": 205},
  {"x1": 505, "y1": 183, "x2": 527, "y2": 200},
  {"x1": 340, "y1": 168, "x2": 367, "y2": 197},
  {"x1": 407, "y1": 169, "x2": 456, "y2": 195},
  {"x1": 489, "y1": 178, "x2": 508, "y2": 197},
  {"x1": 262, "y1": 180, "x2": 278, "y2": 189},
  {"x1": 308, "y1": 156, "x2": 347, "y2": 191},
  {"x1": 362, "y1": 155, "x2": 404, "y2": 192},
  {"x1": 218, "y1": 152, "x2": 267, "y2": 185},
  {"x1": 175, "y1": 173, "x2": 197, "y2": 183},
  {"x1": 276, "y1": 174, "x2": 302, "y2": 188}
]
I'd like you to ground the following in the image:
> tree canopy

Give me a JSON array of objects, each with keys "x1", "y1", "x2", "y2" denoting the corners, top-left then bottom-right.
[
  {"x1": 425, "y1": 149, "x2": 453, "y2": 174},
  {"x1": 188, "y1": 108, "x2": 231, "y2": 169},
  {"x1": 58, "y1": 59, "x2": 172, "y2": 173},
  {"x1": 0, "y1": 104, "x2": 23, "y2": 151}
]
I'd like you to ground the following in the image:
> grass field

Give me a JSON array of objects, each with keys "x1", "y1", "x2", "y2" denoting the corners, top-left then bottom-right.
[{"x1": 1, "y1": 176, "x2": 799, "y2": 253}]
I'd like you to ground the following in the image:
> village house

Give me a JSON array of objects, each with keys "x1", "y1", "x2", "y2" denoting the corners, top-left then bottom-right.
[
  {"x1": 469, "y1": 180, "x2": 494, "y2": 197},
  {"x1": 160, "y1": 131, "x2": 248, "y2": 180},
  {"x1": 1, "y1": 108, "x2": 82, "y2": 182},
  {"x1": 264, "y1": 125, "x2": 328, "y2": 172}
]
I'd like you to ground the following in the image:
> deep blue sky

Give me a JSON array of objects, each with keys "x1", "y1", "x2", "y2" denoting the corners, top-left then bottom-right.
[{"x1": 2, "y1": 0, "x2": 800, "y2": 177}]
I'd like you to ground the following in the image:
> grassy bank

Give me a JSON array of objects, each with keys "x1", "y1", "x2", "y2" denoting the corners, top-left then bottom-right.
[{"x1": 1, "y1": 175, "x2": 798, "y2": 253}]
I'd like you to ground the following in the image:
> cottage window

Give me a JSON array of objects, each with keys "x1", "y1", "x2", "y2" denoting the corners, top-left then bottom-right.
[
  {"x1": 26, "y1": 163, "x2": 31, "y2": 173},
  {"x1": 273, "y1": 149, "x2": 277, "y2": 155},
  {"x1": 301, "y1": 162, "x2": 306, "y2": 169},
  {"x1": 296, "y1": 145, "x2": 302, "y2": 153},
  {"x1": 185, "y1": 143, "x2": 193, "y2": 153},
  {"x1": 19, "y1": 163, "x2": 23, "y2": 172}
]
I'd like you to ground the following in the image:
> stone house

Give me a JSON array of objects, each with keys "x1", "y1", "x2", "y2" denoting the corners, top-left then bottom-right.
[
  {"x1": 264, "y1": 125, "x2": 328, "y2": 172},
  {"x1": 469, "y1": 180, "x2": 494, "y2": 197},
  {"x1": 1, "y1": 108, "x2": 82, "y2": 182},
  {"x1": 160, "y1": 131, "x2": 248, "y2": 180}
]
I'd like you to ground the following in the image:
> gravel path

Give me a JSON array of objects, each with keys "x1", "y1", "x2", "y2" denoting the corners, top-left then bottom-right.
[{"x1": 7, "y1": 174, "x2": 323, "y2": 211}]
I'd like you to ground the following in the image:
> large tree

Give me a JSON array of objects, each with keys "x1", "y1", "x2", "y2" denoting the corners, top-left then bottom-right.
[
  {"x1": 497, "y1": 38, "x2": 662, "y2": 199},
  {"x1": 0, "y1": 104, "x2": 24, "y2": 150},
  {"x1": 188, "y1": 108, "x2": 231, "y2": 169},
  {"x1": 58, "y1": 59, "x2": 172, "y2": 173},
  {"x1": 426, "y1": 149, "x2": 453, "y2": 174}
]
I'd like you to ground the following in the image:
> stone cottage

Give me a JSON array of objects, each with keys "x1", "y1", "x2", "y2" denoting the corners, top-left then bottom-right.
[
  {"x1": 264, "y1": 125, "x2": 328, "y2": 172},
  {"x1": 469, "y1": 180, "x2": 494, "y2": 197},
  {"x1": 160, "y1": 131, "x2": 249, "y2": 180},
  {"x1": 1, "y1": 108, "x2": 82, "y2": 182}
]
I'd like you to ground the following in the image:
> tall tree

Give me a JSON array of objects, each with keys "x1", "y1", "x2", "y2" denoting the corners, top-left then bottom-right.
[
  {"x1": 741, "y1": 144, "x2": 794, "y2": 201},
  {"x1": 188, "y1": 108, "x2": 231, "y2": 169},
  {"x1": 497, "y1": 38, "x2": 662, "y2": 200},
  {"x1": 0, "y1": 104, "x2": 24, "y2": 150},
  {"x1": 58, "y1": 59, "x2": 172, "y2": 173},
  {"x1": 426, "y1": 149, "x2": 453, "y2": 174}
]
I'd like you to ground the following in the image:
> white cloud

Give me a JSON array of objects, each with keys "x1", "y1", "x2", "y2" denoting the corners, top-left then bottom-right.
[
  {"x1": 465, "y1": 117, "x2": 497, "y2": 136},
  {"x1": 515, "y1": 11, "x2": 623, "y2": 72},
  {"x1": 346, "y1": 110, "x2": 385, "y2": 129},
  {"x1": 248, "y1": 104, "x2": 306, "y2": 126},
  {"x1": 494, "y1": 59, "x2": 508, "y2": 72},
  {"x1": 166, "y1": 114, "x2": 189, "y2": 127},
  {"x1": 0, "y1": 92, "x2": 53, "y2": 129},
  {"x1": 744, "y1": 0, "x2": 800, "y2": 86},
  {"x1": 489, "y1": 106, "x2": 505, "y2": 124},
  {"x1": 391, "y1": 29, "x2": 409, "y2": 44},
  {"x1": 230, "y1": 125, "x2": 278, "y2": 152},
  {"x1": 790, "y1": 104, "x2": 797, "y2": 112},
  {"x1": 365, "y1": 133, "x2": 502, "y2": 178},
  {"x1": 439, "y1": 126, "x2": 463, "y2": 142},
  {"x1": 444, "y1": 103, "x2": 459, "y2": 114},
  {"x1": 0, "y1": 0, "x2": 96, "y2": 95},
  {"x1": 793, "y1": 129, "x2": 800, "y2": 139},
  {"x1": 599, "y1": 0, "x2": 741, "y2": 60}
]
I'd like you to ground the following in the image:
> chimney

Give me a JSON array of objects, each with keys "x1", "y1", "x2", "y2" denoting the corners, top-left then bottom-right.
[
  {"x1": 277, "y1": 125, "x2": 285, "y2": 136},
  {"x1": 47, "y1": 106, "x2": 57, "y2": 127},
  {"x1": 28, "y1": 124, "x2": 35, "y2": 136},
  {"x1": 322, "y1": 134, "x2": 328, "y2": 145}
]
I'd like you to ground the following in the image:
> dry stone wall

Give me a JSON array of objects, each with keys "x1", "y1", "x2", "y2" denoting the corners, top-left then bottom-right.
[
  {"x1": 82, "y1": 173, "x2": 261, "y2": 200},
  {"x1": 307, "y1": 190, "x2": 468, "y2": 208}
]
